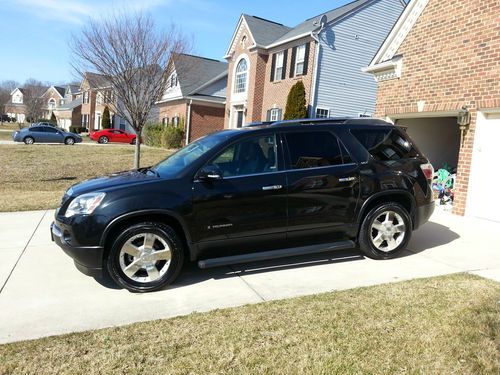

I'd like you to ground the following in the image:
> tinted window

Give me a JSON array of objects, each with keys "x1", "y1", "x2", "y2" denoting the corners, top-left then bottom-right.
[
  {"x1": 210, "y1": 134, "x2": 278, "y2": 177},
  {"x1": 30, "y1": 127, "x2": 43, "y2": 132},
  {"x1": 285, "y1": 131, "x2": 344, "y2": 169},
  {"x1": 44, "y1": 127, "x2": 58, "y2": 133},
  {"x1": 350, "y1": 128, "x2": 418, "y2": 161}
]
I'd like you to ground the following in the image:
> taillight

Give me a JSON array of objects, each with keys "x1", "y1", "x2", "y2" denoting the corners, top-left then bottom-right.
[{"x1": 420, "y1": 162, "x2": 434, "y2": 180}]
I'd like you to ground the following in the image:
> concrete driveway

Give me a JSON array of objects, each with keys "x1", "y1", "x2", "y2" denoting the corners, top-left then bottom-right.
[{"x1": 0, "y1": 208, "x2": 499, "y2": 344}]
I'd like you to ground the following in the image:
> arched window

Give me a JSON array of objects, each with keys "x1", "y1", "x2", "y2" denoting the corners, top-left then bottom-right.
[
  {"x1": 234, "y1": 58, "x2": 248, "y2": 94},
  {"x1": 48, "y1": 98, "x2": 56, "y2": 109}
]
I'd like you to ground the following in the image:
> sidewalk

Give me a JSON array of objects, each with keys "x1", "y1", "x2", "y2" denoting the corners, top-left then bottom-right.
[{"x1": 0, "y1": 208, "x2": 499, "y2": 344}]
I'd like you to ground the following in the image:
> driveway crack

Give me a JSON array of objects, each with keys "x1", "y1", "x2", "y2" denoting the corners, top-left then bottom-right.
[{"x1": 0, "y1": 210, "x2": 48, "y2": 294}]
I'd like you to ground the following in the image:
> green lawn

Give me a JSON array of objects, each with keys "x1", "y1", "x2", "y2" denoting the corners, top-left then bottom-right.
[
  {"x1": 0, "y1": 274, "x2": 498, "y2": 375},
  {"x1": 0, "y1": 144, "x2": 172, "y2": 212}
]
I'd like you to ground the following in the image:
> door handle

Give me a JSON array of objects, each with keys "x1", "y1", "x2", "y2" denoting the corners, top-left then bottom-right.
[
  {"x1": 339, "y1": 177, "x2": 357, "y2": 182},
  {"x1": 262, "y1": 185, "x2": 283, "y2": 191}
]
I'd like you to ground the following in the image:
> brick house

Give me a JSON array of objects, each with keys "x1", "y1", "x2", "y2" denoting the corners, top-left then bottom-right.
[
  {"x1": 41, "y1": 86, "x2": 66, "y2": 120},
  {"x1": 4, "y1": 88, "x2": 26, "y2": 123},
  {"x1": 156, "y1": 53, "x2": 228, "y2": 144},
  {"x1": 53, "y1": 85, "x2": 82, "y2": 130},
  {"x1": 224, "y1": 0, "x2": 405, "y2": 128},
  {"x1": 80, "y1": 72, "x2": 114, "y2": 132},
  {"x1": 364, "y1": 0, "x2": 500, "y2": 220}
]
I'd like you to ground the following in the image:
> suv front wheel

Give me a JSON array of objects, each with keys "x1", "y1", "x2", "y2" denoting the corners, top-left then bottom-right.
[
  {"x1": 358, "y1": 203, "x2": 411, "y2": 260},
  {"x1": 106, "y1": 222, "x2": 184, "y2": 292}
]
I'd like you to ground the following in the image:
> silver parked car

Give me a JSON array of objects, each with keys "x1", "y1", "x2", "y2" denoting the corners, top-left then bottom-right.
[{"x1": 12, "y1": 124, "x2": 82, "y2": 145}]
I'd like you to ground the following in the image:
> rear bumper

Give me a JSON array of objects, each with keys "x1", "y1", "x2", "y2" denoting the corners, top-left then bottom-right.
[
  {"x1": 414, "y1": 201, "x2": 435, "y2": 230},
  {"x1": 51, "y1": 221, "x2": 104, "y2": 278}
]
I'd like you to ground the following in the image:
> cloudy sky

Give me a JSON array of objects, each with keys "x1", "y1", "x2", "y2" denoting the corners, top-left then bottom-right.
[{"x1": 0, "y1": 0, "x2": 354, "y2": 84}]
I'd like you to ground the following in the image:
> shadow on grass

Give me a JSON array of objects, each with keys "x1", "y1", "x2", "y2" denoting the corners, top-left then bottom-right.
[{"x1": 93, "y1": 221, "x2": 460, "y2": 292}]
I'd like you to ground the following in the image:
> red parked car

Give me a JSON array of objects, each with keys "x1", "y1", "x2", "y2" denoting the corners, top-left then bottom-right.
[{"x1": 89, "y1": 129, "x2": 138, "y2": 144}]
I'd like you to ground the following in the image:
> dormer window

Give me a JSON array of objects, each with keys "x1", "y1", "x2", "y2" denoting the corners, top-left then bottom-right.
[
  {"x1": 170, "y1": 73, "x2": 178, "y2": 88},
  {"x1": 234, "y1": 58, "x2": 248, "y2": 94}
]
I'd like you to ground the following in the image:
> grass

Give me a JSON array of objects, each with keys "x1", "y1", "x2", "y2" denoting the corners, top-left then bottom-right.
[
  {"x1": 0, "y1": 144, "x2": 172, "y2": 212},
  {"x1": 0, "y1": 274, "x2": 498, "y2": 374}
]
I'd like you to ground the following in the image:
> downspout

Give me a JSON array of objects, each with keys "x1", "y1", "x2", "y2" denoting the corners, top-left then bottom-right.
[
  {"x1": 185, "y1": 99, "x2": 192, "y2": 145},
  {"x1": 309, "y1": 30, "x2": 321, "y2": 118}
]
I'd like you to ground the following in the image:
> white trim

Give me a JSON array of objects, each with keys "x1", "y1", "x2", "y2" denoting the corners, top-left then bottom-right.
[
  {"x1": 387, "y1": 110, "x2": 461, "y2": 120},
  {"x1": 362, "y1": 55, "x2": 403, "y2": 82},
  {"x1": 42, "y1": 86, "x2": 64, "y2": 99},
  {"x1": 309, "y1": 33, "x2": 320, "y2": 116},
  {"x1": 369, "y1": 0, "x2": 429, "y2": 67},
  {"x1": 315, "y1": 106, "x2": 331, "y2": 118},
  {"x1": 224, "y1": 15, "x2": 257, "y2": 58},
  {"x1": 230, "y1": 54, "x2": 250, "y2": 103},
  {"x1": 266, "y1": 32, "x2": 310, "y2": 49}
]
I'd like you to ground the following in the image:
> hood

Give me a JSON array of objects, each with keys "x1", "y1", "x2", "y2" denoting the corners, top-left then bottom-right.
[{"x1": 67, "y1": 168, "x2": 159, "y2": 197}]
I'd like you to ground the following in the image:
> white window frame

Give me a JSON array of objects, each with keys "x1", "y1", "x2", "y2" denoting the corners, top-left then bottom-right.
[
  {"x1": 270, "y1": 108, "x2": 281, "y2": 121},
  {"x1": 274, "y1": 51, "x2": 284, "y2": 81},
  {"x1": 170, "y1": 73, "x2": 178, "y2": 88},
  {"x1": 234, "y1": 58, "x2": 248, "y2": 94},
  {"x1": 83, "y1": 91, "x2": 89, "y2": 104},
  {"x1": 295, "y1": 44, "x2": 306, "y2": 76},
  {"x1": 315, "y1": 107, "x2": 330, "y2": 118},
  {"x1": 48, "y1": 98, "x2": 56, "y2": 109}
]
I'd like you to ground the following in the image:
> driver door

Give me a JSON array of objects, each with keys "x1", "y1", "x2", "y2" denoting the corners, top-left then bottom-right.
[{"x1": 192, "y1": 133, "x2": 287, "y2": 258}]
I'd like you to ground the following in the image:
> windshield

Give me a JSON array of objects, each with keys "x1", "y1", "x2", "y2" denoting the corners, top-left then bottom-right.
[{"x1": 152, "y1": 131, "x2": 233, "y2": 178}]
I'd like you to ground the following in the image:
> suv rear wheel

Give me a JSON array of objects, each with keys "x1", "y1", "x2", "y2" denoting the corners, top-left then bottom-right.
[
  {"x1": 106, "y1": 222, "x2": 184, "y2": 292},
  {"x1": 358, "y1": 203, "x2": 411, "y2": 259}
]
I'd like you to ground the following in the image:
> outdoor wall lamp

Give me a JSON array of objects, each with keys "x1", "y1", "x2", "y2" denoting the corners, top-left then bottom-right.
[{"x1": 457, "y1": 106, "x2": 471, "y2": 148}]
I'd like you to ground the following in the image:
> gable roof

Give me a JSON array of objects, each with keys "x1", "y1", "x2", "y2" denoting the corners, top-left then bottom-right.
[
  {"x1": 66, "y1": 84, "x2": 80, "y2": 95},
  {"x1": 10, "y1": 88, "x2": 24, "y2": 96},
  {"x1": 367, "y1": 0, "x2": 427, "y2": 67},
  {"x1": 58, "y1": 96, "x2": 82, "y2": 111},
  {"x1": 173, "y1": 53, "x2": 228, "y2": 96},
  {"x1": 243, "y1": 15, "x2": 291, "y2": 47}
]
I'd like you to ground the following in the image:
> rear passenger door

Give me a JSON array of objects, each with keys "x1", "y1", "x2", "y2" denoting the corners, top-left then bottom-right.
[{"x1": 283, "y1": 130, "x2": 360, "y2": 245}]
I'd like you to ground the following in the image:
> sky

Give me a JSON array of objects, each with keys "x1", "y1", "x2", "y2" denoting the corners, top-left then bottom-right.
[{"x1": 0, "y1": 0, "x2": 355, "y2": 85}]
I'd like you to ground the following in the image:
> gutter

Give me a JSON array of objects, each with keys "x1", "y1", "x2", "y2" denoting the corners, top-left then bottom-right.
[
  {"x1": 185, "y1": 99, "x2": 192, "y2": 145},
  {"x1": 308, "y1": 30, "x2": 321, "y2": 117}
]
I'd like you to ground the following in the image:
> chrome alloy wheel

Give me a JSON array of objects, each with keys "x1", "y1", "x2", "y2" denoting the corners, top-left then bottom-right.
[
  {"x1": 370, "y1": 210, "x2": 406, "y2": 252},
  {"x1": 119, "y1": 232, "x2": 172, "y2": 282}
]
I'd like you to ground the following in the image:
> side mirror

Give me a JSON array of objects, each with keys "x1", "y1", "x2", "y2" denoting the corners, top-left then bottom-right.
[{"x1": 198, "y1": 165, "x2": 223, "y2": 181}]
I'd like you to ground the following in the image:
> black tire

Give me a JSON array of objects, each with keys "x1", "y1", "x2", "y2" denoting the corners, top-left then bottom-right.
[
  {"x1": 98, "y1": 136, "x2": 109, "y2": 144},
  {"x1": 64, "y1": 137, "x2": 75, "y2": 145},
  {"x1": 23, "y1": 136, "x2": 34, "y2": 145},
  {"x1": 358, "y1": 203, "x2": 412, "y2": 260},
  {"x1": 106, "y1": 222, "x2": 184, "y2": 293}
]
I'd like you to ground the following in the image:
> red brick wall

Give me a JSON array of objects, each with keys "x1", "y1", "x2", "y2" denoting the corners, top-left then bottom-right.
[
  {"x1": 374, "y1": 0, "x2": 500, "y2": 215},
  {"x1": 158, "y1": 101, "x2": 188, "y2": 125},
  {"x1": 189, "y1": 104, "x2": 225, "y2": 142}
]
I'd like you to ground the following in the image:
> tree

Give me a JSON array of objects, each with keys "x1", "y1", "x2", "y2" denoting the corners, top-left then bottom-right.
[
  {"x1": 50, "y1": 112, "x2": 57, "y2": 125},
  {"x1": 102, "y1": 106, "x2": 111, "y2": 129},
  {"x1": 0, "y1": 80, "x2": 19, "y2": 118},
  {"x1": 70, "y1": 12, "x2": 189, "y2": 168},
  {"x1": 284, "y1": 81, "x2": 308, "y2": 120},
  {"x1": 22, "y1": 79, "x2": 47, "y2": 123}
]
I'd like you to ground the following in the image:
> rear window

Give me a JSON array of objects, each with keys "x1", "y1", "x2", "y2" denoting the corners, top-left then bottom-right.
[{"x1": 350, "y1": 128, "x2": 418, "y2": 161}]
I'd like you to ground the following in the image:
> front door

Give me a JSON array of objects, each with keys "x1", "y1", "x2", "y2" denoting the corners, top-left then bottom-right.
[
  {"x1": 192, "y1": 133, "x2": 287, "y2": 258},
  {"x1": 236, "y1": 109, "x2": 244, "y2": 128},
  {"x1": 283, "y1": 130, "x2": 359, "y2": 245}
]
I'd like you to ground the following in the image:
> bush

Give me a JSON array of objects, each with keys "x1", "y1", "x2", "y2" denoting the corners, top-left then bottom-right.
[
  {"x1": 102, "y1": 107, "x2": 111, "y2": 129},
  {"x1": 284, "y1": 81, "x2": 308, "y2": 120},
  {"x1": 143, "y1": 123, "x2": 184, "y2": 149}
]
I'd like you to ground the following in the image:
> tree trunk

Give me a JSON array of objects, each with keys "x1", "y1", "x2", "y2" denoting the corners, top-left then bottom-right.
[{"x1": 134, "y1": 137, "x2": 141, "y2": 169}]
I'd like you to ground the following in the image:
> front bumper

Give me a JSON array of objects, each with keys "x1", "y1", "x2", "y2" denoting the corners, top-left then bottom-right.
[{"x1": 51, "y1": 221, "x2": 104, "y2": 278}]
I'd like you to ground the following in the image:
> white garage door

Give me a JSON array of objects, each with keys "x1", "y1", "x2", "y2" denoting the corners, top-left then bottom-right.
[{"x1": 467, "y1": 111, "x2": 500, "y2": 222}]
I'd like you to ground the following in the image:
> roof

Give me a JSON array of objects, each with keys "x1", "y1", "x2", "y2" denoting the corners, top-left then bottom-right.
[
  {"x1": 54, "y1": 86, "x2": 65, "y2": 97},
  {"x1": 242, "y1": 15, "x2": 291, "y2": 46},
  {"x1": 58, "y1": 97, "x2": 82, "y2": 111},
  {"x1": 269, "y1": 0, "x2": 375, "y2": 47},
  {"x1": 84, "y1": 72, "x2": 112, "y2": 89},
  {"x1": 10, "y1": 87, "x2": 25, "y2": 95},
  {"x1": 173, "y1": 54, "x2": 228, "y2": 96},
  {"x1": 66, "y1": 85, "x2": 80, "y2": 95}
]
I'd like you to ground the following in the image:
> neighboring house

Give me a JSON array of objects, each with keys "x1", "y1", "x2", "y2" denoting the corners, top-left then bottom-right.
[
  {"x1": 41, "y1": 85, "x2": 66, "y2": 119},
  {"x1": 80, "y1": 72, "x2": 113, "y2": 132},
  {"x1": 224, "y1": 0, "x2": 406, "y2": 128},
  {"x1": 53, "y1": 84, "x2": 83, "y2": 130},
  {"x1": 156, "y1": 53, "x2": 228, "y2": 144},
  {"x1": 363, "y1": 0, "x2": 500, "y2": 220},
  {"x1": 4, "y1": 88, "x2": 26, "y2": 123}
]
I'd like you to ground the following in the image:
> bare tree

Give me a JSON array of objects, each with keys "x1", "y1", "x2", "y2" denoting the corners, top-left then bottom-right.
[
  {"x1": 22, "y1": 79, "x2": 47, "y2": 123},
  {"x1": 0, "y1": 80, "x2": 19, "y2": 118},
  {"x1": 70, "y1": 12, "x2": 189, "y2": 168}
]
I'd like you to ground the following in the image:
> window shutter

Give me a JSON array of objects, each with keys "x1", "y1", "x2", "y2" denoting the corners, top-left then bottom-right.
[
  {"x1": 270, "y1": 54, "x2": 276, "y2": 82},
  {"x1": 266, "y1": 109, "x2": 272, "y2": 121},
  {"x1": 303, "y1": 42, "x2": 310, "y2": 75},
  {"x1": 289, "y1": 47, "x2": 297, "y2": 78},
  {"x1": 282, "y1": 50, "x2": 288, "y2": 80}
]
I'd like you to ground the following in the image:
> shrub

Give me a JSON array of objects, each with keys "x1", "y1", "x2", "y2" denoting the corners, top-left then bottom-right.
[
  {"x1": 163, "y1": 126, "x2": 184, "y2": 149},
  {"x1": 102, "y1": 106, "x2": 111, "y2": 129},
  {"x1": 143, "y1": 123, "x2": 184, "y2": 149},
  {"x1": 143, "y1": 124, "x2": 164, "y2": 148},
  {"x1": 284, "y1": 81, "x2": 308, "y2": 120}
]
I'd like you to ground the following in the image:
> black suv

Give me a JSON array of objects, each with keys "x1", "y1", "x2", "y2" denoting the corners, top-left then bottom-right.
[{"x1": 52, "y1": 118, "x2": 434, "y2": 292}]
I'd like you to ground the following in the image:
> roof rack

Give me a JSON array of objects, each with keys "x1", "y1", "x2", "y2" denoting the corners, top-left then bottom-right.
[{"x1": 271, "y1": 117, "x2": 352, "y2": 126}]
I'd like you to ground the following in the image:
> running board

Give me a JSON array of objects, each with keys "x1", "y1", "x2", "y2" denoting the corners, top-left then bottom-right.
[{"x1": 198, "y1": 240, "x2": 356, "y2": 269}]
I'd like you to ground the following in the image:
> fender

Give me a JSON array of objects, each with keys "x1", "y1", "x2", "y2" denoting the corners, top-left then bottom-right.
[
  {"x1": 356, "y1": 190, "x2": 417, "y2": 227},
  {"x1": 100, "y1": 209, "x2": 195, "y2": 257}
]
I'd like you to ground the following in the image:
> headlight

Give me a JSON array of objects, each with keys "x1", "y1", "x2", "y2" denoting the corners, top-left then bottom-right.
[{"x1": 65, "y1": 192, "x2": 105, "y2": 217}]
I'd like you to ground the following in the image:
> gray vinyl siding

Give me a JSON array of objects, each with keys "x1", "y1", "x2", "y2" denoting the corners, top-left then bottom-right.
[
  {"x1": 312, "y1": 0, "x2": 404, "y2": 117},
  {"x1": 198, "y1": 76, "x2": 227, "y2": 98}
]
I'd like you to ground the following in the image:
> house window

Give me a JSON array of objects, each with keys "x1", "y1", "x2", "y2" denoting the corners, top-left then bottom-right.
[
  {"x1": 270, "y1": 108, "x2": 282, "y2": 122},
  {"x1": 48, "y1": 98, "x2": 56, "y2": 109},
  {"x1": 170, "y1": 73, "x2": 178, "y2": 88},
  {"x1": 234, "y1": 58, "x2": 248, "y2": 94},
  {"x1": 60, "y1": 99, "x2": 64, "y2": 106},
  {"x1": 162, "y1": 117, "x2": 169, "y2": 126},
  {"x1": 81, "y1": 114, "x2": 89, "y2": 127},
  {"x1": 96, "y1": 93, "x2": 103, "y2": 105},
  {"x1": 83, "y1": 91, "x2": 89, "y2": 104},
  {"x1": 315, "y1": 108, "x2": 330, "y2": 118},
  {"x1": 172, "y1": 116, "x2": 179, "y2": 127},
  {"x1": 274, "y1": 51, "x2": 284, "y2": 81},
  {"x1": 295, "y1": 44, "x2": 306, "y2": 76}
]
